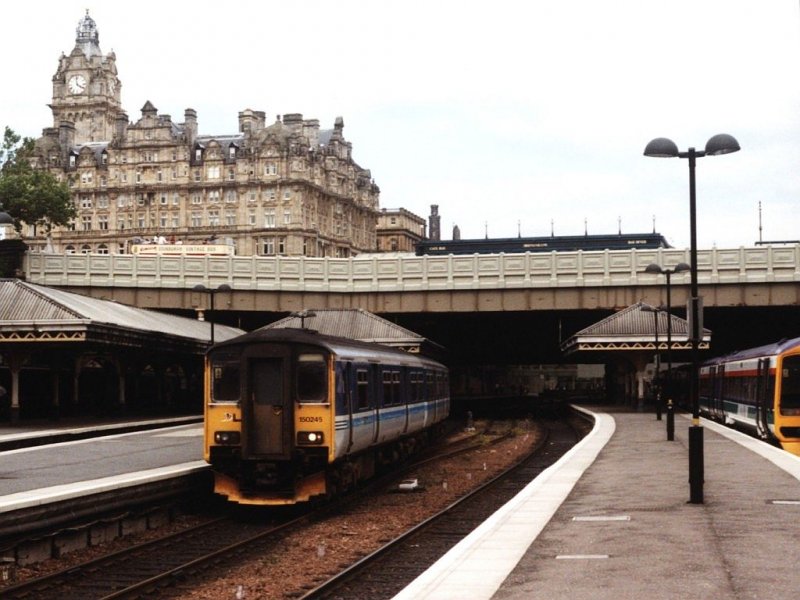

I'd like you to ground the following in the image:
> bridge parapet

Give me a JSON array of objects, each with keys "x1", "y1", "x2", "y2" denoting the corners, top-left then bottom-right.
[{"x1": 24, "y1": 245, "x2": 800, "y2": 292}]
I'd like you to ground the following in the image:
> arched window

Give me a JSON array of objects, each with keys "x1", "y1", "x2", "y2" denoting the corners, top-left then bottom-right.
[
  {"x1": 81, "y1": 244, "x2": 91, "y2": 254},
  {"x1": 65, "y1": 245, "x2": 76, "y2": 254},
  {"x1": 97, "y1": 244, "x2": 109, "y2": 255}
]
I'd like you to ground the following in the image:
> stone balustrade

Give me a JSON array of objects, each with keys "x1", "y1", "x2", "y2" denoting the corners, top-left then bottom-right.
[{"x1": 23, "y1": 245, "x2": 800, "y2": 292}]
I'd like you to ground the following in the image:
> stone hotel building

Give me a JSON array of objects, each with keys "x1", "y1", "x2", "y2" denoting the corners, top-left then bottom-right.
[{"x1": 28, "y1": 12, "x2": 382, "y2": 257}]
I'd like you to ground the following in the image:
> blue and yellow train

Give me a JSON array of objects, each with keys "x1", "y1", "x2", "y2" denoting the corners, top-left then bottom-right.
[
  {"x1": 699, "y1": 336, "x2": 800, "y2": 454},
  {"x1": 203, "y1": 327, "x2": 449, "y2": 505}
]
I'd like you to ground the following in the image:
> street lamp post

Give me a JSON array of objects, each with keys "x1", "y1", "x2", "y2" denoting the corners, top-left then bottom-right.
[
  {"x1": 645, "y1": 262, "x2": 691, "y2": 439},
  {"x1": 193, "y1": 284, "x2": 232, "y2": 345},
  {"x1": 644, "y1": 133, "x2": 740, "y2": 504},
  {"x1": 641, "y1": 304, "x2": 661, "y2": 420}
]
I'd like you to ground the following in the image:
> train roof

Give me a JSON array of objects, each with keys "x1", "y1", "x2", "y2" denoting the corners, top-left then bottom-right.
[
  {"x1": 704, "y1": 336, "x2": 800, "y2": 365},
  {"x1": 212, "y1": 327, "x2": 445, "y2": 368}
]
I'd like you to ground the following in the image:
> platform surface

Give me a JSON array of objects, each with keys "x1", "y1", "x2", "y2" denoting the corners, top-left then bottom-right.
[
  {"x1": 396, "y1": 407, "x2": 800, "y2": 599},
  {"x1": 0, "y1": 416, "x2": 205, "y2": 512}
]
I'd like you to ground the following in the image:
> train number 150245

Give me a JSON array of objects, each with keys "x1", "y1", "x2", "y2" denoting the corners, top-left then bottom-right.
[{"x1": 299, "y1": 416, "x2": 323, "y2": 423}]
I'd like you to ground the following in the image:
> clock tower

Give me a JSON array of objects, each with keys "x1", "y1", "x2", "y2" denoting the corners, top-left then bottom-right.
[{"x1": 50, "y1": 11, "x2": 123, "y2": 144}]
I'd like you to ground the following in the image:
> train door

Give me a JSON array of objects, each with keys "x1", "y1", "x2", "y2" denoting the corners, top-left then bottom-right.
[
  {"x1": 402, "y1": 367, "x2": 410, "y2": 434},
  {"x1": 755, "y1": 358, "x2": 771, "y2": 439},
  {"x1": 247, "y1": 357, "x2": 292, "y2": 457},
  {"x1": 426, "y1": 371, "x2": 435, "y2": 427},
  {"x1": 371, "y1": 364, "x2": 381, "y2": 444},
  {"x1": 344, "y1": 362, "x2": 355, "y2": 453},
  {"x1": 712, "y1": 365, "x2": 726, "y2": 422}
]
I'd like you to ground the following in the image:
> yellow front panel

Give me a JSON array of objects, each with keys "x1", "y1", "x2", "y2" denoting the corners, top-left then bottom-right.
[
  {"x1": 204, "y1": 403, "x2": 242, "y2": 461},
  {"x1": 295, "y1": 402, "x2": 335, "y2": 463}
]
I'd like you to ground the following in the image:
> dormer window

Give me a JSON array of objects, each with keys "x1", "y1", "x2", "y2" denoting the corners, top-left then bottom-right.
[
  {"x1": 101, "y1": 151, "x2": 108, "y2": 165},
  {"x1": 229, "y1": 146, "x2": 236, "y2": 159},
  {"x1": 69, "y1": 154, "x2": 77, "y2": 168},
  {"x1": 195, "y1": 148, "x2": 203, "y2": 162}
]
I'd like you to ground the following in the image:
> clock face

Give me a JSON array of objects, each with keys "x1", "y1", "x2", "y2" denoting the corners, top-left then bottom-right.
[{"x1": 68, "y1": 75, "x2": 87, "y2": 94}]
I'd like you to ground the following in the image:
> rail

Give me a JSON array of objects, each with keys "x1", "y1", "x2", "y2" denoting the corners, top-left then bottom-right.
[{"x1": 23, "y1": 244, "x2": 800, "y2": 292}]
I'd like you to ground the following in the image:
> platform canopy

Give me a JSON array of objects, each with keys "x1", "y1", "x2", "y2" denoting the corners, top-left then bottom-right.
[
  {"x1": 264, "y1": 308, "x2": 444, "y2": 356},
  {"x1": 0, "y1": 279, "x2": 245, "y2": 422},
  {"x1": 560, "y1": 301, "x2": 712, "y2": 406},
  {"x1": 0, "y1": 278, "x2": 242, "y2": 352},
  {"x1": 560, "y1": 301, "x2": 711, "y2": 356}
]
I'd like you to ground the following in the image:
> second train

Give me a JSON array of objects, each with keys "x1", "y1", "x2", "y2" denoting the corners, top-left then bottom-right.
[{"x1": 697, "y1": 336, "x2": 800, "y2": 454}]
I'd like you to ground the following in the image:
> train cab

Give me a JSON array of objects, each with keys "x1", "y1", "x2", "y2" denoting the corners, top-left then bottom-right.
[
  {"x1": 774, "y1": 351, "x2": 800, "y2": 453},
  {"x1": 203, "y1": 327, "x2": 449, "y2": 505}
]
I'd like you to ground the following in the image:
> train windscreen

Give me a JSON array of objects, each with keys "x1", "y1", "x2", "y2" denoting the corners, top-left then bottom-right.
[
  {"x1": 780, "y1": 355, "x2": 800, "y2": 415},
  {"x1": 212, "y1": 351, "x2": 241, "y2": 403},
  {"x1": 297, "y1": 353, "x2": 328, "y2": 403}
]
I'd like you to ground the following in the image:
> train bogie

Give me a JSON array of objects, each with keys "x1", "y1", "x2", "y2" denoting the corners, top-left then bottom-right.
[{"x1": 203, "y1": 328, "x2": 449, "y2": 505}]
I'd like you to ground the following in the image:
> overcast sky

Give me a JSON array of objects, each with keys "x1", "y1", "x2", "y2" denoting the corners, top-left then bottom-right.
[{"x1": 3, "y1": 1, "x2": 799, "y2": 249}]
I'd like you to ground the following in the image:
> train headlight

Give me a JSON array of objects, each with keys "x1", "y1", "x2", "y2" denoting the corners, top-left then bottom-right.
[
  {"x1": 214, "y1": 431, "x2": 241, "y2": 445},
  {"x1": 297, "y1": 431, "x2": 324, "y2": 445}
]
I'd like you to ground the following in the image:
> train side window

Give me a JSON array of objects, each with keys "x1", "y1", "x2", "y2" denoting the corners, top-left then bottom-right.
[
  {"x1": 335, "y1": 363, "x2": 348, "y2": 410},
  {"x1": 382, "y1": 370, "x2": 394, "y2": 406},
  {"x1": 297, "y1": 353, "x2": 328, "y2": 404},
  {"x1": 393, "y1": 371, "x2": 401, "y2": 404},
  {"x1": 356, "y1": 369, "x2": 370, "y2": 409},
  {"x1": 212, "y1": 362, "x2": 240, "y2": 403},
  {"x1": 410, "y1": 371, "x2": 420, "y2": 402}
]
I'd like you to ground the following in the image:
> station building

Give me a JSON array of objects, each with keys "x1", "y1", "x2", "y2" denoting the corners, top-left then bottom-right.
[
  {"x1": 376, "y1": 208, "x2": 428, "y2": 253},
  {"x1": 27, "y1": 12, "x2": 383, "y2": 258}
]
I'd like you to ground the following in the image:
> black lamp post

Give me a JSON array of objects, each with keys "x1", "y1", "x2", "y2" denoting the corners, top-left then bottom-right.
[
  {"x1": 640, "y1": 304, "x2": 662, "y2": 419},
  {"x1": 193, "y1": 283, "x2": 232, "y2": 345},
  {"x1": 645, "y1": 262, "x2": 691, "y2": 438},
  {"x1": 644, "y1": 134, "x2": 740, "y2": 504}
]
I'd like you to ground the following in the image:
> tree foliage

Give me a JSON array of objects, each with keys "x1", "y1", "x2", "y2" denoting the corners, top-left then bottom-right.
[{"x1": 0, "y1": 126, "x2": 76, "y2": 232}]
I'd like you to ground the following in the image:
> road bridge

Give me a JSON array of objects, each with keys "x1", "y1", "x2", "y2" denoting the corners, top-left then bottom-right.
[
  {"x1": 22, "y1": 245, "x2": 800, "y2": 314},
  {"x1": 21, "y1": 245, "x2": 800, "y2": 367}
]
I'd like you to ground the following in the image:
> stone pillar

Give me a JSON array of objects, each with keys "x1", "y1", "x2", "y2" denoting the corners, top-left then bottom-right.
[
  {"x1": 8, "y1": 354, "x2": 24, "y2": 424},
  {"x1": 73, "y1": 357, "x2": 82, "y2": 412},
  {"x1": 118, "y1": 369, "x2": 127, "y2": 411},
  {"x1": 0, "y1": 212, "x2": 27, "y2": 278},
  {"x1": 0, "y1": 239, "x2": 26, "y2": 278}
]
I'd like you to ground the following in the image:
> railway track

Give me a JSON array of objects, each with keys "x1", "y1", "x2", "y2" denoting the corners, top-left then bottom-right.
[
  {"x1": 0, "y1": 514, "x2": 301, "y2": 599},
  {"x1": 0, "y1": 419, "x2": 517, "y2": 599},
  {"x1": 300, "y1": 413, "x2": 583, "y2": 599}
]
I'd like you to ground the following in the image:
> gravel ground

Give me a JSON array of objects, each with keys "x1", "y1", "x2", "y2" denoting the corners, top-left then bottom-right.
[{"x1": 5, "y1": 418, "x2": 543, "y2": 599}]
